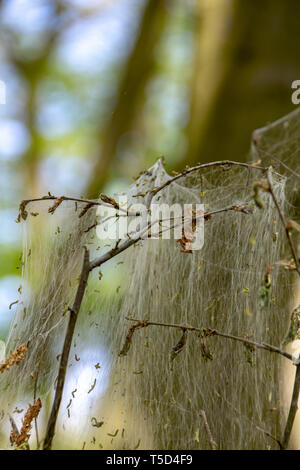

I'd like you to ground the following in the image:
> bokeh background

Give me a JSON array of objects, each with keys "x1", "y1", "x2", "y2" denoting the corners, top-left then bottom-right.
[{"x1": 0, "y1": 0, "x2": 300, "y2": 341}]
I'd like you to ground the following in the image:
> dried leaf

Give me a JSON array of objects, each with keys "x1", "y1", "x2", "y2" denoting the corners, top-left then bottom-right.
[
  {"x1": 170, "y1": 329, "x2": 188, "y2": 362},
  {"x1": 79, "y1": 202, "x2": 94, "y2": 218},
  {"x1": 199, "y1": 335, "x2": 213, "y2": 361},
  {"x1": 100, "y1": 194, "x2": 119, "y2": 209},
  {"x1": 119, "y1": 321, "x2": 148, "y2": 357},
  {"x1": 10, "y1": 398, "x2": 42, "y2": 448},
  {"x1": 0, "y1": 343, "x2": 28, "y2": 373},
  {"x1": 176, "y1": 236, "x2": 193, "y2": 254},
  {"x1": 48, "y1": 196, "x2": 65, "y2": 214},
  {"x1": 17, "y1": 201, "x2": 28, "y2": 222}
]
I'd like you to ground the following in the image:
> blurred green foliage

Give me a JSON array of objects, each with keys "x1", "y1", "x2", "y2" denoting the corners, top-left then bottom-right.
[{"x1": 0, "y1": 0, "x2": 300, "y2": 337}]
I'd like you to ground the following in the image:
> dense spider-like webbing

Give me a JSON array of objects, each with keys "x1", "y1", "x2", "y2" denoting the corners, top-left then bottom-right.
[{"x1": 0, "y1": 109, "x2": 299, "y2": 449}]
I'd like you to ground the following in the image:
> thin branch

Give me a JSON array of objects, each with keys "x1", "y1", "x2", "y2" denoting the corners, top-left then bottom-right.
[
  {"x1": 124, "y1": 317, "x2": 293, "y2": 362},
  {"x1": 84, "y1": 213, "x2": 128, "y2": 233},
  {"x1": 18, "y1": 195, "x2": 140, "y2": 222},
  {"x1": 119, "y1": 321, "x2": 149, "y2": 357},
  {"x1": 19, "y1": 161, "x2": 270, "y2": 220},
  {"x1": 255, "y1": 147, "x2": 300, "y2": 179},
  {"x1": 89, "y1": 203, "x2": 254, "y2": 269},
  {"x1": 264, "y1": 169, "x2": 300, "y2": 449},
  {"x1": 145, "y1": 160, "x2": 271, "y2": 208},
  {"x1": 199, "y1": 410, "x2": 218, "y2": 450},
  {"x1": 88, "y1": 204, "x2": 253, "y2": 241},
  {"x1": 123, "y1": 316, "x2": 296, "y2": 449},
  {"x1": 140, "y1": 204, "x2": 253, "y2": 237},
  {"x1": 89, "y1": 220, "x2": 156, "y2": 271},
  {"x1": 255, "y1": 426, "x2": 283, "y2": 450},
  {"x1": 33, "y1": 364, "x2": 41, "y2": 450},
  {"x1": 282, "y1": 360, "x2": 300, "y2": 449},
  {"x1": 220, "y1": 394, "x2": 282, "y2": 450},
  {"x1": 43, "y1": 247, "x2": 90, "y2": 450},
  {"x1": 267, "y1": 169, "x2": 300, "y2": 276}
]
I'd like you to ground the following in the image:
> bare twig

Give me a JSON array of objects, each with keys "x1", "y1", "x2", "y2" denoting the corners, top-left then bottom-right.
[
  {"x1": 89, "y1": 204, "x2": 253, "y2": 242},
  {"x1": 255, "y1": 426, "x2": 283, "y2": 450},
  {"x1": 43, "y1": 247, "x2": 90, "y2": 450},
  {"x1": 124, "y1": 317, "x2": 293, "y2": 362},
  {"x1": 90, "y1": 203, "x2": 254, "y2": 269},
  {"x1": 219, "y1": 394, "x2": 282, "y2": 449},
  {"x1": 123, "y1": 315, "x2": 296, "y2": 449},
  {"x1": 199, "y1": 410, "x2": 218, "y2": 450},
  {"x1": 145, "y1": 160, "x2": 271, "y2": 208},
  {"x1": 89, "y1": 221, "x2": 155, "y2": 271},
  {"x1": 282, "y1": 360, "x2": 300, "y2": 449},
  {"x1": 18, "y1": 195, "x2": 140, "y2": 222},
  {"x1": 33, "y1": 364, "x2": 41, "y2": 450},
  {"x1": 266, "y1": 169, "x2": 300, "y2": 276},
  {"x1": 253, "y1": 146, "x2": 300, "y2": 180}
]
